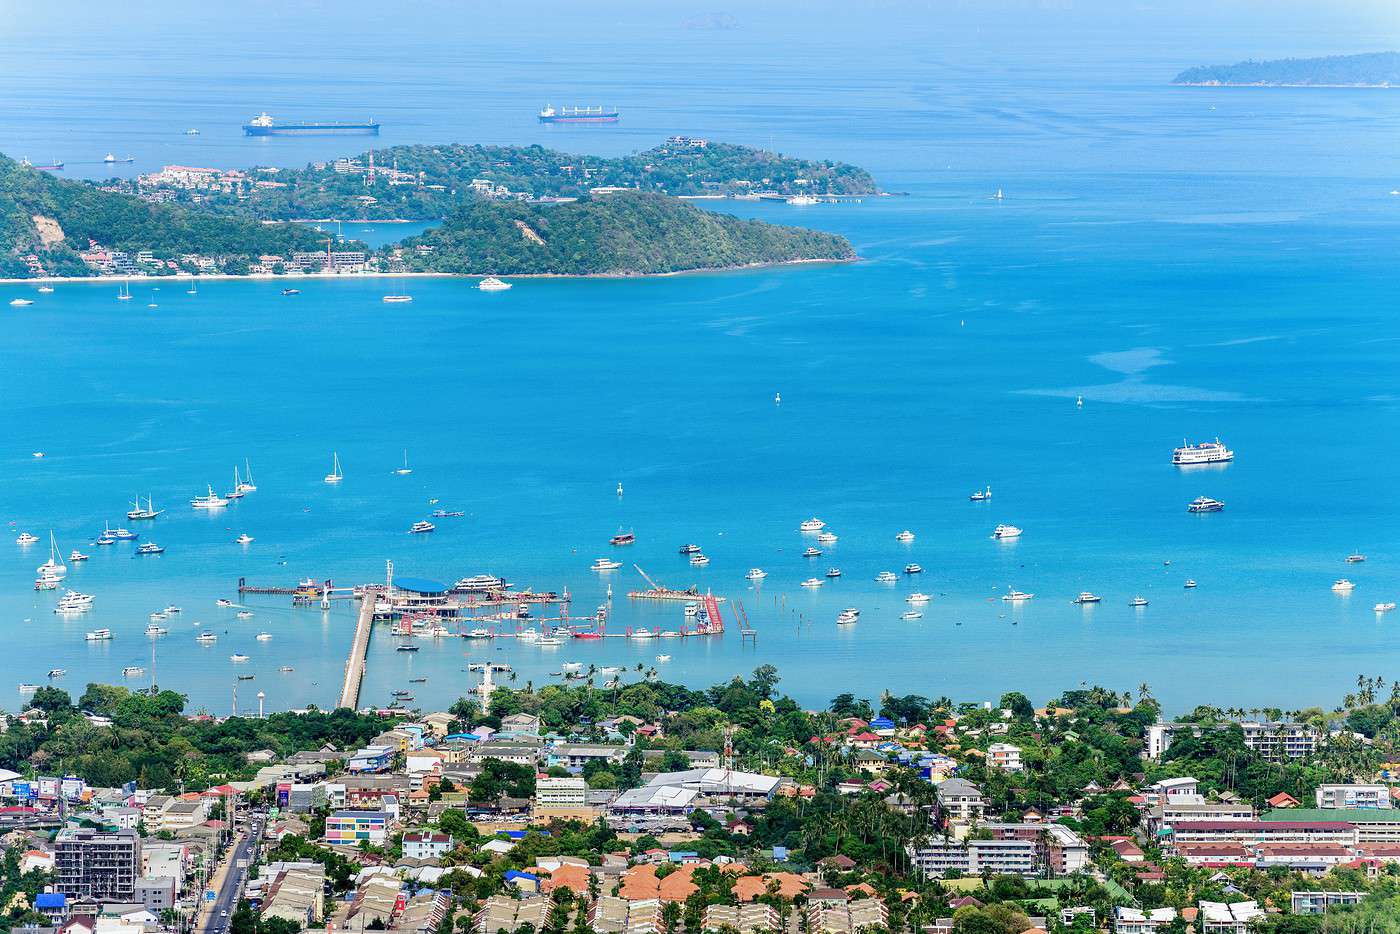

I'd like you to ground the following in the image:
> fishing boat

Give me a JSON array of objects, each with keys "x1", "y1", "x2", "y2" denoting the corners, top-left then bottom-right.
[
  {"x1": 409, "y1": 520, "x2": 435, "y2": 534},
  {"x1": 478, "y1": 277, "x2": 512, "y2": 291},
  {"x1": 127, "y1": 495, "x2": 163, "y2": 520},
  {"x1": 395, "y1": 451, "x2": 412, "y2": 476},
  {"x1": 992, "y1": 524, "x2": 1022, "y2": 539},
  {"x1": 799, "y1": 517, "x2": 826, "y2": 532},
  {"x1": 1073, "y1": 592, "x2": 1102, "y2": 604},
  {"x1": 85, "y1": 628, "x2": 113, "y2": 641},
  {"x1": 69, "y1": 550, "x2": 89, "y2": 562},
  {"x1": 610, "y1": 530, "x2": 636, "y2": 546},
  {"x1": 591, "y1": 558, "x2": 622, "y2": 571},
  {"x1": 324, "y1": 452, "x2": 343, "y2": 484},
  {"x1": 895, "y1": 530, "x2": 915, "y2": 542},
  {"x1": 875, "y1": 571, "x2": 898, "y2": 583},
  {"x1": 236, "y1": 533, "x2": 254, "y2": 544},
  {"x1": 136, "y1": 542, "x2": 165, "y2": 555},
  {"x1": 190, "y1": 485, "x2": 228, "y2": 509},
  {"x1": 15, "y1": 532, "x2": 39, "y2": 545},
  {"x1": 745, "y1": 568, "x2": 767, "y2": 580},
  {"x1": 1002, "y1": 588, "x2": 1034, "y2": 602},
  {"x1": 36, "y1": 531, "x2": 67, "y2": 580}
]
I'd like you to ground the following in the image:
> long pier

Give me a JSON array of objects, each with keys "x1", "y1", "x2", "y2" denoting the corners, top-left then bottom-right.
[{"x1": 338, "y1": 595, "x2": 375, "y2": 710}]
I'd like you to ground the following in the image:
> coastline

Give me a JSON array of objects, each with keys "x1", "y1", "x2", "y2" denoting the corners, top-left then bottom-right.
[{"x1": 0, "y1": 256, "x2": 855, "y2": 286}]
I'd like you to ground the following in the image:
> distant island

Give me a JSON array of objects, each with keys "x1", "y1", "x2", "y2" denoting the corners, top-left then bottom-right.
[
  {"x1": 0, "y1": 137, "x2": 874, "y2": 279},
  {"x1": 1174, "y1": 51, "x2": 1400, "y2": 87}
]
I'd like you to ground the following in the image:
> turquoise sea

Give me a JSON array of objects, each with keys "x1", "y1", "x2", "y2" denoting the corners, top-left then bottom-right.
[{"x1": 2, "y1": 1, "x2": 1400, "y2": 715}]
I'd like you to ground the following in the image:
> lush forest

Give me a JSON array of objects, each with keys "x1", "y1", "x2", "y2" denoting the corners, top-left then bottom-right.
[
  {"x1": 173, "y1": 140, "x2": 881, "y2": 221},
  {"x1": 1174, "y1": 51, "x2": 1400, "y2": 86},
  {"x1": 396, "y1": 191, "x2": 856, "y2": 275},
  {"x1": 0, "y1": 155, "x2": 325, "y2": 277}
]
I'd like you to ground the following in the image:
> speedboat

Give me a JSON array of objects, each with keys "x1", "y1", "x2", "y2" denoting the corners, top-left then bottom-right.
[
  {"x1": 16, "y1": 532, "x2": 39, "y2": 545},
  {"x1": 216, "y1": 598, "x2": 235, "y2": 607},
  {"x1": 47, "y1": 668, "x2": 65, "y2": 678},
  {"x1": 970, "y1": 486, "x2": 992, "y2": 501},
  {"x1": 610, "y1": 530, "x2": 635, "y2": 546},
  {"x1": 236, "y1": 533, "x2": 254, "y2": 544},
  {"x1": 895, "y1": 530, "x2": 915, "y2": 542},
  {"x1": 745, "y1": 568, "x2": 767, "y2": 580},
  {"x1": 145, "y1": 624, "x2": 167, "y2": 636},
  {"x1": 907, "y1": 592, "x2": 931, "y2": 603},
  {"x1": 1002, "y1": 588, "x2": 1034, "y2": 602},
  {"x1": 1347, "y1": 553, "x2": 1366, "y2": 563},
  {"x1": 1129, "y1": 596, "x2": 1149, "y2": 607},
  {"x1": 9, "y1": 298, "x2": 33, "y2": 307},
  {"x1": 800, "y1": 578, "x2": 824, "y2": 588},
  {"x1": 69, "y1": 550, "x2": 89, "y2": 562},
  {"x1": 55, "y1": 591, "x2": 94, "y2": 612},
  {"x1": 992, "y1": 524, "x2": 1022, "y2": 539},
  {"x1": 136, "y1": 542, "x2": 165, "y2": 555},
  {"x1": 904, "y1": 563, "x2": 922, "y2": 574},
  {"x1": 281, "y1": 288, "x2": 300, "y2": 296},
  {"x1": 875, "y1": 571, "x2": 898, "y2": 583},
  {"x1": 230, "y1": 654, "x2": 249, "y2": 662},
  {"x1": 196, "y1": 631, "x2": 217, "y2": 642},
  {"x1": 816, "y1": 531, "x2": 838, "y2": 544},
  {"x1": 382, "y1": 295, "x2": 413, "y2": 303},
  {"x1": 900, "y1": 611, "x2": 923, "y2": 620},
  {"x1": 689, "y1": 553, "x2": 710, "y2": 566},
  {"x1": 1073, "y1": 592, "x2": 1102, "y2": 604},
  {"x1": 256, "y1": 632, "x2": 273, "y2": 641},
  {"x1": 803, "y1": 546, "x2": 822, "y2": 558},
  {"x1": 279, "y1": 666, "x2": 295, "y2": 672},
  {"x1": 591, "y1": 557, "x2": 622, "y2": 571},
  {"x1": 678, "y1": 544, "x2": 702, "y2": 554},
  {"x1": 1184, "y1": 580, "x2": 1198, "y2": 589},
  {"x1": 85, "y1": 628, "x2": 112, "y2": 641},
  {"x1": 799, "y1": 517, "x2": 826, "y2": 532},
  {"x1": 826, "y1": 567, "x2": 842, "y2": 578},
  {"x1": 122, "y1": 666, "x2": 144, "y2": 677},
  {"x1": 409, "y1": 520, "x2": 435, "y2": 534},
  {"x1": 190, "y1": 485, "x2": 228, "y2": 509},
  {"x1": 478, "y1": 277, "x2": 512, "y2": 291},
  {"x1": 396, "y1": 643, "x2": 420, "y2": 652},
  {"x1": 1187, "y1": 496, "x2": 1225, "y2": 513},
  {"x1": 1333, "y1": 579, "x2": 1356, "y2": 592},
  {"x1": 236, "y1": 610, "x2": 254, "y2": 619}
]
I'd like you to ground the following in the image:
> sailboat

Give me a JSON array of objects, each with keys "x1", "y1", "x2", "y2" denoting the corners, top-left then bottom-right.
[
  {"x1": 117, "y1": 280, "x2": 133, "y2": 301},
  {"x1": 992, "y1": 188, "x2": 1005, "y2": 200},
  {"x1": 225, "y1": 465, "x2": 246, "y2": 499},
  {"x1": 237, "y1": 460, "x2": 256, "y2": 493},
  {"x1": 187, "y1": 280, "x2": 198, "y2": 296},
  {"x1": 395, "y1": 450, "x2": 412, "y2": 475},
  {"x1": 324, "y1": 452, "x2": 343, "y2": 484},
  {"x1": 127, "y1": 495, "x2": 163, "y2": 520},
  {"x1": 37, "y1": 531, "x2": 67, "y2": 580}
]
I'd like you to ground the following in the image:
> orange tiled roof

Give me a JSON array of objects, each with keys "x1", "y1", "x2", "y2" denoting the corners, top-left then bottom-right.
[{"x1": 657, "y1": 867, "x2": 698, "y2": 902}]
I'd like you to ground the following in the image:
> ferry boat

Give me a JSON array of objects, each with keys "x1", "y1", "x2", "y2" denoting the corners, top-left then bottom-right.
[
  {"x1": 1187, "y1": 496, "x2": 1225, "y2": 513},
  {"x1": 409, "y1": 520, "x2": 435, "y2": 534},
  {"x1": 68, "y1": 550, "x2": 89, "y2": 562},
  {"x1": 900, "y1": 611, "x2": 923, "y2": 620},
  {"x1": 970, "y1": 485, "x2": 992, "y2": 501},
  {"x1": 800, "y1": 578, "x2": 824, "y2": 588},
  {"x1": 799, "y1": 517, "x2": 826, "y2": 532},
  {"x1": 689, "y1": 554, "x2": 710, "y2": 566},
  {"x1": 86, "y1": 628, "x2": 112, "y2": 641},
  {"x1": 591, "y1": 558, "x2": 622, "y2": 571},
  {"x1": 190, "y1": 485, "x2": 228, "y2": 509},
  {"x1": 1073, "y1": 592, "x2": 1102, "y2": 604},
  {"x1": 992, "y1": 524, "x2": 1022, "y2": 539},
  {"x1": 875, "y1": 571, "x2": 898, "y2": 583},
  {"x1": 745, "y1": 568, "x2": 767, "y2": 580},
  {"x1": 904, "y1": 563, "x2": 923, "y2": 575},
  {"x1": 47, "y1": 668, "x2": 65, "y2": 678},
  {"x1": 1002, "y1": 588, "x2": 1034, "y2": 602},
  {"x1": 55, "y1": 591, "x2": 94, "y2": 612},
  {"x1": 478, "y1": 277, "x2": 512, "y2": 291},
  {"x1": 324, "y1": 452, "x2": 344, "y2": 484},
  {"x1": 1129, "y1": 596, "x2": 1149, "y2": 607},
  {"x1": 136, "y1": 542, "x2": 165, "y2": 555},
  {"x1": 802, "y1": 546, "x2": 822, "y2": 558},
  {"x1": 455, "y1": 574, "x2": 506, "y2": 592},
  {"x1": 230, "y1": 654, "x2": 249, "y2": 662},
  {"x1": 907, "y1": 592, "x2": 931, "y2": 603},
  {"x1": 816, "y1": 531, "x2": 838, "y2": 544},
  {"x1": 1173, "y1": 438, "x2": 1234, "y2": 466},
  {"x1": 826, "y1": 567, "x2": 842, "y2": 578},
  {"x1": 383, "y1": 295, "x2": 413, "y2": 303},
  {"x1": 122, "y1": 666, "x2": 145, "y2": 677},
  {"x1": 145, "y1": 624, "x2": 167, "y2": 636},
  {"x1": 236, "y1": 533, "x2": 254, "y2": 544},
  {"x1": 609, "y1": 530, "x2": 635, "y2": 546},
  {"x1": 242, "y1": 113, "x2": 380, "y2": 135},
  {"x1": 895, "y1": 530, "x2": 915, "y2": 542},
  {"x1": 1184, "y1": 580, "x2": 1198, "y2": 588},
  {"x1": 16, "y1": 532, "x2": 39, "y2": 545},
  {"x1": 538, "y1": 105, "x2": 619, "y2": 124},
  {"x1": 1347, "y1": 553, "x2": 1367, "y2": 563},
  {"x1": 1333, "y1": 579, "x2": 1356, "y2": 592},
  {"x1": 127, "y1": 495, "x2": 163, "y2": 520}
]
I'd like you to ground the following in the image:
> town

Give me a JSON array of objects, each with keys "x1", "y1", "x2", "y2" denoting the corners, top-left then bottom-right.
[{"x1": 1, "y1": 672, "x2": 1399, "y2": 934}]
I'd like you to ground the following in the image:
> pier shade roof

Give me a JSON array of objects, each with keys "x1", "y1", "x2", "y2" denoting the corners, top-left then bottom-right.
[{"x1": 393, "y1": 577, "x2": 450, "y2": 595}]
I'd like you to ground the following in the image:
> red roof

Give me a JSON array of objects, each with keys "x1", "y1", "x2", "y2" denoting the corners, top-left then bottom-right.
[{"x1": 1173, "y1": 820, "x2": 1354, "y2": 831}]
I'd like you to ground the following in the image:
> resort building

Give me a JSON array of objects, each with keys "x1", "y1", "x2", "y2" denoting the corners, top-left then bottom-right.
[
  {"x1": 906, "y1": 836, "x2": 1039, "y2": 878},
  {"x1": 1315, "y1": 783, "x2": 1393, "y2": 809},
  {"x1": 1290, "y1": 892, "x2": 1366, "y2": 915},
  {"x1": 1146, "y1": 721, "x2": 1317, "y2": 762},
  {"x1": 1113, "y1": 907, "x2": 1179, "y2": 934}
]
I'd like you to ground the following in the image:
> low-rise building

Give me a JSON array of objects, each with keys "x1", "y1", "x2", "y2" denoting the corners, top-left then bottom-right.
[
  {"x1": 1114, "y1": 907, "x2": 1178, "y2": 934},
  {"x1": 1315, "y1": 784, "x2": 1393, "y2": 810},
  {"x1": 535, "y1": 776, "x2": 588, "y2": 809},
  {"x1": 1291, "y1": 891, "x2": 1365, "y2": 915},
  {"x1": 402, "y1": 831, "x2": 452, "y2": 860},
  {"x1": 1198, "y1": 901, "x2": 1265, "y2": 934},
  {"x1": 324, "y1": 810, "x2": 388, "y2": 846},
  {"x1": 934, "y1": 778, "x2": 985, "y2": 822},
  {"x1": 987, "y1": 743, "x2": 1023, "y2": 772}
]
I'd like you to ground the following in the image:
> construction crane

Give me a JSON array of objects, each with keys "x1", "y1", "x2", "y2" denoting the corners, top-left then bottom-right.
[{"x1": 634, "y1": 564, "x2": 663, "y2": 591}]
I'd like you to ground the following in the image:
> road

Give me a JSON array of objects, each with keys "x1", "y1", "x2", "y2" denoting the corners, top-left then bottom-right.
[{"x1": 200, "y1": 816, "x2": 262, "y2": 934}]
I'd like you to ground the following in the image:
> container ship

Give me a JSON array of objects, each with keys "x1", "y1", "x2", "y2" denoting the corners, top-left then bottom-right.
[
  {"x1": 242, "y1": 113, "x2": 380, "y2": 136},
  {"x1": 538, "y1": 105, "x2": 619, "y2": 124}
]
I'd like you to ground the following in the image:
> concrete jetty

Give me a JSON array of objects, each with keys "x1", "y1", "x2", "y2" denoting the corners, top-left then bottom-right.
[{"x1": 338, "y1": 595, "x2": 375, "y2": 709}]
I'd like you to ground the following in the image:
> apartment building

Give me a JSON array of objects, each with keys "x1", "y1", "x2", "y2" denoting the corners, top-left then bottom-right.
[{"x1": 55, "y1": 828, "x2": 141, "y2": 902}]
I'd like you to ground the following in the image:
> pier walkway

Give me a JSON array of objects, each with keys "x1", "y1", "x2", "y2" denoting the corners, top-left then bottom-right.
[{"x1": 338, "y1": 595, "x2": 375, "y2": 710}]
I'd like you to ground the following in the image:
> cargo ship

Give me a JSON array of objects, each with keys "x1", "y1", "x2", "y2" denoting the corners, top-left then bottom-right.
[
  {"x1": 538, "y1": 105, "x2": 619, "y2": 124},
  {"x1": 242, "y1": 113, "x2": 380, "y2": 136}
]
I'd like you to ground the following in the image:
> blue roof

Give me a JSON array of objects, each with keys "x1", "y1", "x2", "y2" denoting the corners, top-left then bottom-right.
[
  {"x1": 37, "y1": 894, "x2": 66, "y2": 908},
  {"x1": 870, "y1": 716, "x2": 896, "y2": 729},
  {"x1": 393, "y1": 577, "x2": 449, "y2": 594},
  {"x1": 504, "y1": 870, "x2": 538, "y2": 881},
  {"x1": 444, "y1": 733, "x2": 479, "y2": 742}
]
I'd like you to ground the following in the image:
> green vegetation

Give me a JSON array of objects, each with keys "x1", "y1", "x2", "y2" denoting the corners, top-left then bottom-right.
[
  {"x1": 1174, "y1": 51, "x2": 1400, "y2": 86},
  {"x1": 0, "y1": 846, "x2": 51, "y2": 933},
  {"x1": 0, "y1": 154, "x2": 326, "y2": 278},
  {"x1": 398, "y1": 192, "x2": 855, "y2": 276}
]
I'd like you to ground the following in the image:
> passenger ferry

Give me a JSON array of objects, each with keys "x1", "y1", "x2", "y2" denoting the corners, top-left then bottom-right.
[
  {"x1": 799, "y1": 517, "x2": 826, "y2": 532},
  {"x1": 591, "y1": 558, "x2": 622, "y2": 571},
  {"x1": 1002, "y1": 588, "x2": 1034, "y2": 602},
  {"x1": 610, "y1": 530, "x2": 636, "y2": 546},
  {"x1": 745, "y1": 568, "x2": 767, "y2": 580},
  {"x1": 1073, "y1": 592, "x2": 1102, "y2": 604},
  {"x1": 895, "y1": 530, "x2": 915, "y2": 542},
  {"x1": 1187, "y1": 496, "x2": 1225, "y2": 513},
  {"x1": 992, "y1": 524, "x2": 1022, "y2": 539},
  {"x1": 409, "y1": 520, "x2": 435, "y2": 534},
  {"x1": 1129, "y1": 596, "x2": 1149, "y2": 607},
  {"x1": 1173, "y1": 438, "x2": 1234, "y2": 466},
  {"x1": 875, "y1": 571, "x2": 898, "y2": 583},
  {"x1": 455, "y1": 574, "x2": 506, "y2": 592},
  {"x1": 190, "y1": 485, "x2": 228, "y2": 509},
  {"x1": 85, "y1": 628, "x2": 113, "y2": 641}
]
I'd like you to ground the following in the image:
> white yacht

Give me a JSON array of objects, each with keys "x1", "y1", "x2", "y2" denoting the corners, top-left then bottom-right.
[
  {"x1": 69, "y1": 550, "x2": 89, "y2": 562},
  {"x1": 9, "y1": 298, "x2": 33, "y2": 307},
  {"x1": 478, "y1": 277, "x2": 512, "y2": 291},
  {"x1": 895, "y1": 530, "x2": 915, "y2": 542},
  {"x1": 875, "y1": 571, "x2": 898, "y2": 583},
  {"x1": 16, "y1": 532, "x2": 39, "y2": 545},
  {"x1": 836, "y1": 609, "x2": 858, "y2": 625},
  {"x1": 1187, "y1": 496, "x2": 1225, "y2": 513},
  {"x1": 816, "y1": 531, "x2": 838, "y2": 544},
  {"x1": 237, "y1": 461, "x2": 257, "y2": 493},
  {"x1": 230, "y1": 654, "x2": 249, "y2": 662},
  {"x1": 37, "y1": 286, "x2": 53, "y2": 293},
  {"x1": 1002, "y1": 588, "x2": 1034, "y2": 602},
  {"x1": 536, "y1": 636, "x2": 563, "y2": 646},
  {"x1": 256, "y1": 632, "x2": 273, "y2": 641},
  {"x1": 900, "y1": 610, "x2": 923, "y2": 620},
  {"x1": 324, "y1": 452, "x2": 344, "y2": 483},
  {"x1": 689, "y1": 553, "x2": 710, "y2": 566},
  {"x1": 1375, "y1": 602, "x2": 1397, "y2": 613},
  {"x1": 1173, "y1": 438, "x2": 1234, "y2": 466},
  {"x1": 196, "y1": 632, "x2": 217, "y2": 642},
  {"x1": 992, "y1": 524, "x2": 1022, "y2": 539},
  {"x1": 85, "y1": 628, "x2": 113, "y2": 641},
  {"x1": 1073, "y1": 592, "x2": 1102, "y2": 604},
  {"x1": 1333, "y1": 579, "x2": 1356, "y2": 592},
  {"x1": 54, "y1": 591, "x2": 94, "y2": 612},
  {"x1": 1184, "y1": 580, "x2": 1198, "y2": 589},
  {"x1": 517, "y1": 628, "x2": 541, "y2": 642},
  {"x1": 395, "y1": 450, "x2": 413, "y2": 475},
  {"x1": 36, "y1": 532, "x2": 67, "y2": 579},
  {"x1": 591, "y1": 557, "x2": 622, "y2": 571},
  {"x1": 630, "y1": 628, "x2": 655, "y2": 639},
  {"x1": 122, "y1": 666, "x2": 144, "y2": 677},
  {"x1": 409, "y1": 520, "x2": 435, "y2": 534},
  {"x1": 191, "y1": 485, "x2": 229, "y2": 509},
  {"x1": 907, "y1": 592, "x2": 931, "y2": 603},
  {"x1": 1129, "y1": 596, "x2": 1149, "y2": 607},
  {"x1": 1346, "y1": 553, "x2": 1366, "y2": 564},
  {"x1": 47, "y1": 668, "x2": 65, "y2": 678},
  {"x1": 216, "y1": 598, "x2": 235, "y2": 607},
  {"x1": 745, "y1": 568, "x2": 767, "y2": 580},
  {"x1": 236, "y1": 533, "x2": 254, "y2": 544},
  {"x1": 560, "y1": 661, "x2": 584, "y2": 672},
  {"x1": 904, "y1": 563, "x2": 923, "y2": 575},
  {"x1": 799, "y1": 517, "x2": 826, "y2": 532},
  {"x1": 826, "y1": 567, "x2": 842, "y2": 578},
  {"x1": 800, "y1": 578, "x2": 824, "y2": 588},
  {"x1": 145, "y1": 624, "x2": 168, "y2": 636},
  {"x1": 803, "y1": 546, "x2": 823, "y2": 558},
  {"x1": 34, "y1": 573, "x2": 62, "y2": 591},
  {"x1": 655, "y1": 654, "x2": 671, "y2": 662},
  {"x1": 236, "y1": 610, "x2": 254, "y2": 619}
]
